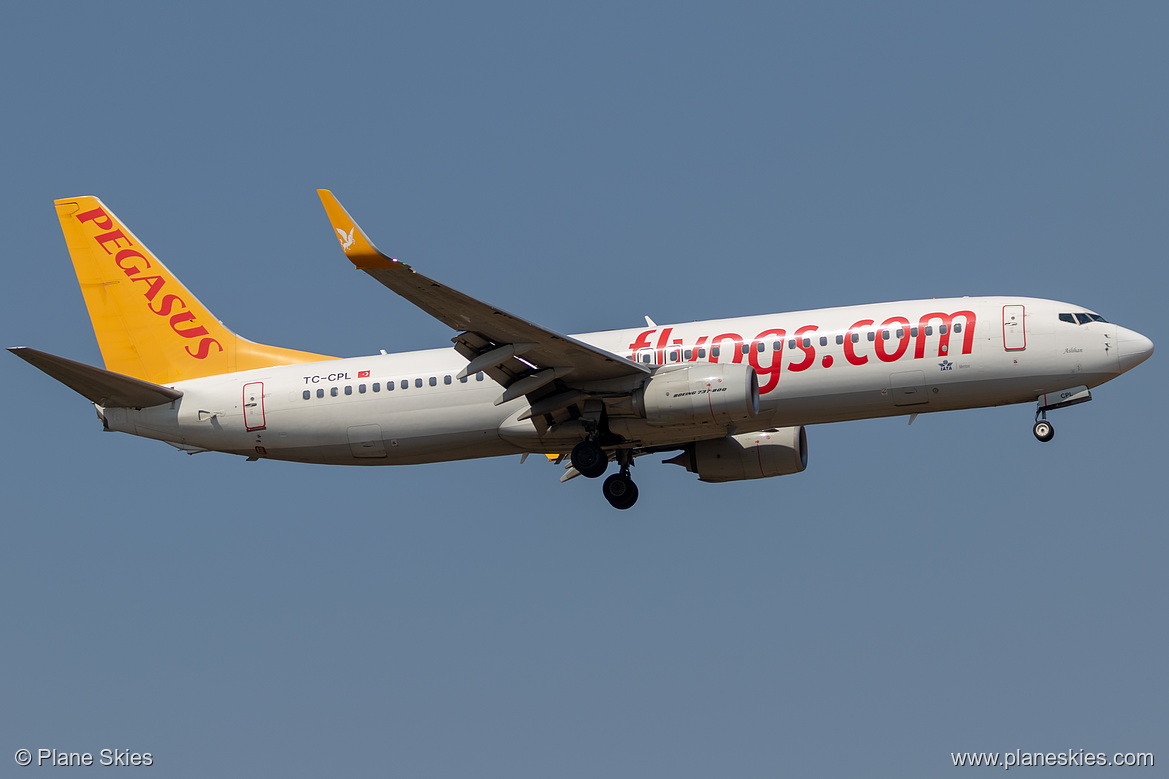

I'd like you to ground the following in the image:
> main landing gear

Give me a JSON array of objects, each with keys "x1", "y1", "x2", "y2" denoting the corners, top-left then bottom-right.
[
  {"x1": 570, "y1": 439, "x2": 607, "y2": 478},
  {"x1": 570, "y1": 440, "x2": 639, "y2": 509}
]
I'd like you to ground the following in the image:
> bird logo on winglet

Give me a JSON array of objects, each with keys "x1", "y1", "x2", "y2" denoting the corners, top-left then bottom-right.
[{"x1": 335, "y1": 226, "x2": 355, "y2": 252}]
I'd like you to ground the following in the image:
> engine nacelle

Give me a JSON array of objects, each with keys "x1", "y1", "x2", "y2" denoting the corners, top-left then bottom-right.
[
  {"x1": 633, "y1": 363, "x2": 759, "y2": 426},
  {"x1": 667, "y1": 427, "x2": 808, "y2": 482}
]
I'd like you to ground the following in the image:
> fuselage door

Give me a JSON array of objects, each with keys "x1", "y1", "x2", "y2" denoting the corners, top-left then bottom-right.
[
  {"x1": 890, "y1": 370, "x2": 929, "y2": 406},
  {"x1": 348, "y1": 424, "x2": 387, "y2": 458},
  {"x1": 243, "y1": 381, "x2": 266, "y2": 431},
  {"x1": 1003, "y1": 305, "x2": 1026, "y2": 351}
]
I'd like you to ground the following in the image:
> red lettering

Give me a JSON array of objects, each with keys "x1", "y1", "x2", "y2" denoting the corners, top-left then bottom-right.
[
  {"x1": 654, "y1": 328, "x2": 675, "y2": 365},
  {"x1": 875, "y1": 317, "x2": 910, "y2": 362},
  {"x1": 748, "y1": 328, "x2": 786, "y2": 394},
  {"x1": 94, "y1": 229, "x2": 132, "y2": 254},
  {"x1": 787, "y1": 325, "x2": 818, "y2": 372},
  {"x1": 74, "y1": 207, "x2": 114, "y2": 231},
  {"x1": 710, "y1": 333, "x2": 744, "y2": 363},
  {"x1": 129, "y1": 274, "x2": 166, "y2": 300},
  {"x1": 115, "y1": 249, "x2": 151, "y2": 276},
  {"x1": 169, "y1": 311, "x2": 209, "y2": 338},
  {"x1": 185, "y1": 337, "x2": 224, "y2": 360},
  {"x1": 149, "y1": 293, "x2": 187, "y2": 317},
  {"x1": 844, "y1": 319, "x2": 874, "y2": 365},
  {"x1": 687, "y1": 335, "x2": 709, "y2": 361},
  {"x1": 915, "y1": 311, "x2": 977, "y2": 358},
  {"x1": 628, "y1": 329, "x2": 656, "y2": 354}
]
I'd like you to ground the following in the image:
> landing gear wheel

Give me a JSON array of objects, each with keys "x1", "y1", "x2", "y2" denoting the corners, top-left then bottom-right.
[
  {"x1": 1033, "y1": 419, "x2": 1054, "y2": 442},
  {"x1": 603, "y1": 473, "x2": 639, "y2": 510},
  {"x1": 571, "y1": 440, "x2": 608, "y2": 478}
]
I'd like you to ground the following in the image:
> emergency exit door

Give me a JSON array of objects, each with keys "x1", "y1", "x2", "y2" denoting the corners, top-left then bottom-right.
[
  {"x1": 243, "y1": 382, "x2": 266, "y2": 431},
  {"x1": 1003, "y1": 305, "x2": 1026, "y2": 351}
]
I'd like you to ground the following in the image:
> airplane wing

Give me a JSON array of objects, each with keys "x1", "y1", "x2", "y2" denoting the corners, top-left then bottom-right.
[{"x1": 317, "y1": 190, "x2": 650, "y2": 408}]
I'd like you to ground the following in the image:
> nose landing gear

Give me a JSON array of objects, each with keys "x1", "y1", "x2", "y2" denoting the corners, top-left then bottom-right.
[
  {"x1": 1033, "y1": 414, "x2": 1055, "y2": 443},
  {"x1": 1032, "y1": 386, "x2": 1093, "y2": 442}
]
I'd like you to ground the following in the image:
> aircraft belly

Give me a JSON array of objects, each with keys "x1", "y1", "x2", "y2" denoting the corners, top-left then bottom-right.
[{"x1": 763, "y1": 370, "x2": 1118, "y2": 427}]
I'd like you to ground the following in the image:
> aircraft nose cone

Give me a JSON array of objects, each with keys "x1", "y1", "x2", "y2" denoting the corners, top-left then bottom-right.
[{"x1": 1116, "y1": 326, "x2": 1154, "y2": 373}]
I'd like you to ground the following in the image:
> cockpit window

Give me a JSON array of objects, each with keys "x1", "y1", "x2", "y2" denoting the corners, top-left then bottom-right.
[{"x1": 1060, "y1": 312, "x2": 1108, "y2": 325}]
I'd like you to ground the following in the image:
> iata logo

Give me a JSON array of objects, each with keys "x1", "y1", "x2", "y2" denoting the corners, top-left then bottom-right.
[
  {"x1": 939, "y1": 360, "x2": 953, "y2": 371},
  {"x1": 335, "y1": 226, "x2": 355, "y2": 251}
]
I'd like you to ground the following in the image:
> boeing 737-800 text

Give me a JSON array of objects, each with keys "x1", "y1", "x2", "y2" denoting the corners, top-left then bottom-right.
[{"x1": 10, "y1": 192, "x2": 1154, "y2": 509}]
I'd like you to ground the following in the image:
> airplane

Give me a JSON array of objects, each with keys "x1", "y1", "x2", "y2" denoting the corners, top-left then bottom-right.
[{"x1": 10, "y1": 192, "x2": 1154, "y2": 509}]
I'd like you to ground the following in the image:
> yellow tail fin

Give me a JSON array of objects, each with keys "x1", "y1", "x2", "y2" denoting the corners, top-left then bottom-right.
[{"x1": 56, "y1": 196, "x2": 334, "y2": 384}]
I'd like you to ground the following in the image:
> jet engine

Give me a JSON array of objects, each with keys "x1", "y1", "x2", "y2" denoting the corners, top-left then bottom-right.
[
  {"x1": 633, "y1": 363, "x2": 759, "y2": 426},
  {"x1": 666, "y1": 426, "x2": 808, "y2": 482}
]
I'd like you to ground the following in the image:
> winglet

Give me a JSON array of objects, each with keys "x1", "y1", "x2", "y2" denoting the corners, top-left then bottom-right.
[{"x1": 316, "y1": 190, "x2": 409, "y2": 271}]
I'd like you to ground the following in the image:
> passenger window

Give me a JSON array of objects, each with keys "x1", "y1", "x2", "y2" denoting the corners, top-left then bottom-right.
[
  {"x1": 756, "y1": 342, "x2": 764, "y2": 353},
  {"x1": 316, "y1": 389, "x2": 324, "y2": 398},
  {"x1": 698, "y1": 348, "x2": 706, "y2": 358},
  {"x1": 910, "y1": 327, "x2": 918, "y2": 337},
  {"x1": 925, "y1": 326, "x2": 933, "y2": 335},
  {"x1": 415, "y1": 378, "x2": 423, "y2": 388},
  {"x1": 330, "y1": 387, "x2": 338, "y2": 397},
  {"x1": 358, "y1": 384, "x2": 366, "y2": 394},
  {"x1": 444, "y1": 375, "x2": 452, "y2": 385},
  {"x1": 836, "y1": 334, "x2": 844, "y2": 345},
  {"x1": 851, "y1": 333, "x2": 859, "y2": 343},
  {"x1": 788, "y1": 339, "x2": 796, "y2": 349},
  {"x1": 344, "y1": 386, "x2": 352, "y2": 395},
  {"x1": 302, "y1": 390, "x2": 311, "y2": 400},
  {"x1": 668, "y1": 349, "x2": 679, "y2": 362},
  {"x1": 896, "y1": 329, "x2": 904, "y2": 339},
  {"x1": 477, "y1": 372, "x2": 484, "y2": 381},
  {"x1": 401, "y1": 379, "x2": 408, "y2": 389},
  {"x1": 867, "y1": 331, "x2": 875, "y2": 342},
  {"x1": 427, "y1": 376, "x2": 435, "y2": 387},
  {"x1": 953, "y1": 323, "x2": 962, "y2": 333},
  {"x1": 819, "y1": 336, "x2": 828, "y2": 347},
  {"x1": 740, "y1": 343, "x2": 749, "y2": 355},
  {"x1": 712, "y1": 347, "x2": 720, "y2": 358},
  {"x1": 374, "y1": 382, "x2": 381, "y2": 392},
  {"x1": 684, "y1": 349, "x2": 692, "y2": 360},
  {"x1": 640, "y1": 353, "x2": 652, "y2": 364},
  {"x1": 459, "y1": 375, "x2": 468, "y2": 383},
  {"x1": 773, "y1": 341, "x2": 783, "y2": 351},
  {"x1": 803, "y1": 338, "x2": 811, "y2": 348},
  {"x1": 939, "y1": 324, "x2": 948, "y2": 335},
  {"x1": 881, "y1": 330, "x2": 889, "y2": 340}
]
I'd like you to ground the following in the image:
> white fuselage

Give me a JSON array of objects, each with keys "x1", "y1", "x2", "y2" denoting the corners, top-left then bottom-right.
[{"x1": 99, "y1": 296, "x2": 1142, "y2": 465}]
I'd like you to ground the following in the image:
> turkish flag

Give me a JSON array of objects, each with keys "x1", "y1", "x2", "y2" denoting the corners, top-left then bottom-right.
[{"x1": 358, "y1": 370, "x2": 370, "y2": 378}]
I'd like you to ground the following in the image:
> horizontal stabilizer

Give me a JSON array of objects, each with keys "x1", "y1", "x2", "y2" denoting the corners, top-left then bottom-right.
[{"x1": 8, "y1": 347, "x2": 183, "y2": 408}]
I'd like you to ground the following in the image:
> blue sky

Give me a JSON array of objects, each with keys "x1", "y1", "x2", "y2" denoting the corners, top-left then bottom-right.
[{"x1": 1, "y1": 3, "x2": 1165, "y2": 776}]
